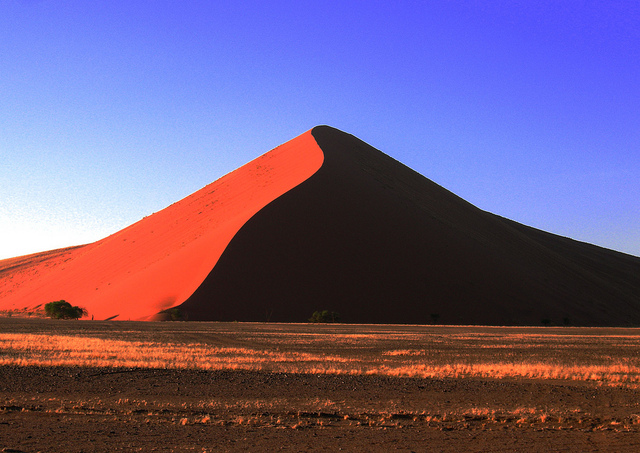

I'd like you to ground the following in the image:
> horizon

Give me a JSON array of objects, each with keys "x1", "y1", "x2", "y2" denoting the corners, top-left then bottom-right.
[{"x1": 2, "y1": 1, "x2": 639, "y2": 259}]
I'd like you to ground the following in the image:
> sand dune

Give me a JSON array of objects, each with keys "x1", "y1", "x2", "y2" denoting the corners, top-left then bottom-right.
[
  {"x1": 1, "y1": 126, "x2": 639, "y2": 324},
  {"x1": 0, "y1": 130, "x2": 323, "y2": 320}
]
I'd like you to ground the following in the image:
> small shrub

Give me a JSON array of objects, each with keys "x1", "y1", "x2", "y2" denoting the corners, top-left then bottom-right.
[
  {"x1": 44, "y1": 300, "x2": 86, "y2": 320},
  {"x1": 309, "y1": 310, "x2": 340, "y2": 323},
  {"x1": 159, "y1": 307, "x2": 186, "y2": 321}
]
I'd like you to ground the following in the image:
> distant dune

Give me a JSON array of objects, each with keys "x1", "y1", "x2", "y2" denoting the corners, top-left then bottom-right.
[{"x1": 1, "y1": 126, "x2": 639, "y2": 325}]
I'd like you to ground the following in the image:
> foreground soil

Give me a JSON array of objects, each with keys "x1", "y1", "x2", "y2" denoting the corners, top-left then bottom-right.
[
  {"x1": 2, "y1": 366, "x2": 640, "y2": 452},
  {"x1": 2, "y1": 319, "x2": 640, "y2": 451}
]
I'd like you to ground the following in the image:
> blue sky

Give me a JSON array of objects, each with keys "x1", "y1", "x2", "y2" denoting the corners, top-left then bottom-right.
[{"x1": 1, "y1": 0, "x2": 639, "y2": 259}]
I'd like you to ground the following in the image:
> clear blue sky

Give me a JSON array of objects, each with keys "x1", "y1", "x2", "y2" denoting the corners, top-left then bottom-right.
[{"x1": 1, "y1": 1, "x2": 639, "y2": 259}]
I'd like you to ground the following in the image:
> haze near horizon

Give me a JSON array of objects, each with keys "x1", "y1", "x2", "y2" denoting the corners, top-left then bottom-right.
[{"x1": 1, "y1": 1, "x2": 639, "y2": 259}]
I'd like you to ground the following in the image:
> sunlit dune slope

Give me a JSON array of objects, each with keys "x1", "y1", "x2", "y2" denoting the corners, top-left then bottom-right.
[
  {"x1": 0, "y1": 130, "x2": 323, "y2": 320},
  {"x1": 180, "y1": 126, "x2": 640, "y2": 326}
]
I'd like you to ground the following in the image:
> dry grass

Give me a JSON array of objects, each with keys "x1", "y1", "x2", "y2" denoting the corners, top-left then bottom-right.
[
  {"x1": 2, "y1": 321, "x2": 640, "y2": 387},
  {"x1": 0, "y1": 333, "x2": 350, "y2": 370},
  {"x1": 4, "y1": 391, "x2": 636, "y2": 433}
]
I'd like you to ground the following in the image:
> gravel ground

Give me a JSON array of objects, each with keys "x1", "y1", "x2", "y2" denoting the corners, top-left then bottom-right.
[{"x1": 2, "y1": 366, "x2": 640, "y2": 452}]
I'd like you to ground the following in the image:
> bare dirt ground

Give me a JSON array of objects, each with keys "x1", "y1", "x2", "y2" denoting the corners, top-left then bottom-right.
[{"x1": 1, "y1": 319, "x2": 640, "y2": 452}]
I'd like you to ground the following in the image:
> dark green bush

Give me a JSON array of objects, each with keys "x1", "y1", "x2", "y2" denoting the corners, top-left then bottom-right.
[
  {"x1": 160, "y1": 307, "x2": 185, "y2": 321},
  {"x1": 44, "y1": 300, "x2": 86, "y2": 320},
  {"x1": 309, "y1": 310, "x2": 340, "y2": 323}
]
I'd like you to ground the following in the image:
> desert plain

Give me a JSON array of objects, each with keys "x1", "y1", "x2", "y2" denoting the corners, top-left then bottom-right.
[{"x1": 1, "y1": 318, "x2": 640, "y2": 452}]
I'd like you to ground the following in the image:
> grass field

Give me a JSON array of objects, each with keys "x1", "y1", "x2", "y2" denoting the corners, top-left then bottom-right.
[
  {"x1": 2, "y1": 318, "x2": 639, "y2": 387},
  {"x1": 3, "y1": 318, "x2": 640, "y2": 451}
]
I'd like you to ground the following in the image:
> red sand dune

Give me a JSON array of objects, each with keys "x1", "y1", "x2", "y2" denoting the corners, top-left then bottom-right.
[
  {"x1": 1, "y1": 126, "x2": 640, "y2": 325},
  {"x1": 0, "y1": 130, "x2": 323, "y2": 320}
]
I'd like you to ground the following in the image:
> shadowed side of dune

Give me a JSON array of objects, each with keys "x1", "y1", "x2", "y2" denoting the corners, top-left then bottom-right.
[{"x1": 179, "y1": 126, "x2": 640, "y2": 325}]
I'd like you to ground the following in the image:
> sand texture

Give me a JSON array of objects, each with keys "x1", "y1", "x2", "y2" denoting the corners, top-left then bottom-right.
[{"x1": 1, "y1": 126, "x2": 640, "y2": 324}]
